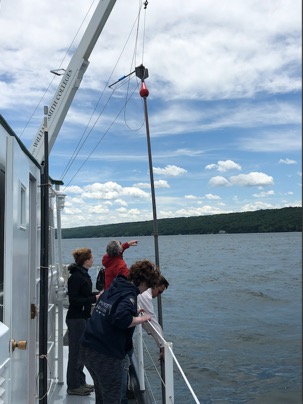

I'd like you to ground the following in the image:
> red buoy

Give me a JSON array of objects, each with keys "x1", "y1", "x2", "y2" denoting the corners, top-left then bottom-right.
[{"x1": 140, "y1": 81, "x2": 149, "y2": 97}]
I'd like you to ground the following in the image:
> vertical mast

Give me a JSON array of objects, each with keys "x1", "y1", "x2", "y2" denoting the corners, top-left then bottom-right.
[{"x1": 137, "y1": 65, "x2": 166, "y2": 403}]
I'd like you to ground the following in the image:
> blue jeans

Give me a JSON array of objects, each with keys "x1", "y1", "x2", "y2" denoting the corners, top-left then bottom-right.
[{"x1": 66, "y1": 318, "x2": 87, "y2": 389}]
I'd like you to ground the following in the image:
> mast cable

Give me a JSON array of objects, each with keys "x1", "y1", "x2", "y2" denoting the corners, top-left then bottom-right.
[
  {"x1": 62, "y1": 84, "x2": 138, "y2": 189},
  {"x1": 60, "y1": 0, "x2": 146, "y2": 182},
  {"x1": 122, "y1": 0, "x2": 147, "y2": 131},
  {"x1": 60, "y1": 81, "x2": 137, "y2": 186},
  {"x1": 61, "y1": 2, "x2": 144, "y2": 180}
]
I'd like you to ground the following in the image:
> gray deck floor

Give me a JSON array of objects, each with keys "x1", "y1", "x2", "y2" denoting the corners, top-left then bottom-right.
[
  {"x1": 50, "y1": 346, "x2": 136, "y2": 404},
  {"x1": 50, "y1": 345, "x2": 95, "y2": 404}
]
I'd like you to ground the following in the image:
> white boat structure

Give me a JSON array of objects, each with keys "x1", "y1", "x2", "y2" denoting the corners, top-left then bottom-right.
[{"x1": 0, "y1": 1, "x2": 200, "y2": 403}]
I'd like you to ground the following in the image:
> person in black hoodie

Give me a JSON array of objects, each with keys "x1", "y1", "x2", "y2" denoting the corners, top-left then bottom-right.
[
  {"x1": 66, "y1": 248, "x2": 101, "y2": 396},
  {"x1": 80, "y1": 259, "x2": 161, "y2": 404}
]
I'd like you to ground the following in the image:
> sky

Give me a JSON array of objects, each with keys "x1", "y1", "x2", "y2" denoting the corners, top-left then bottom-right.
[{"x1": 0, "y1": 0, "x2": 301, "y2": 229}]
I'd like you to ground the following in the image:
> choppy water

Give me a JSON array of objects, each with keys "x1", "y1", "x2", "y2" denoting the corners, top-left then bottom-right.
[{"x1": 58, "y1": 232, "x2": 302, "y2": 403}]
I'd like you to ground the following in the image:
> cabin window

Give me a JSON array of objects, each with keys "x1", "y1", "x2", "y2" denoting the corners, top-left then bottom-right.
[{"x1": 20, "y1": 182, "x2": 26, "y2": 229}]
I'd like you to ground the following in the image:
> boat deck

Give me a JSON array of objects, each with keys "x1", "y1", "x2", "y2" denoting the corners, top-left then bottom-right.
[{"x1": 50, "y1": 346, "x2": 137, "y2": 404}]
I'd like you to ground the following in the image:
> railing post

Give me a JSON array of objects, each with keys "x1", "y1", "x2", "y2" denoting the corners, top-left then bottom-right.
[
  {"x1": 56, "y1": 278, "x2": 65, "y2": 383},
  {"x1": 136, "y1": 324, "x2": 145, "y2": 390},
  {"x1": 164, "y1": 342, "x2": 174, "y2": 403}
]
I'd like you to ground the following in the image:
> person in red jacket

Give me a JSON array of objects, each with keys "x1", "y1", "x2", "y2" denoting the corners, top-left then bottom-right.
[{"x1": 102, "y1": 240, "x2": 138, "y2": 290}]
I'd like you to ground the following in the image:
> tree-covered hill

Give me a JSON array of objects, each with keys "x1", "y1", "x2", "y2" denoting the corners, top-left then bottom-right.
[{"x1": 60, "y1": 207, "x2": 302, "y2": 239}]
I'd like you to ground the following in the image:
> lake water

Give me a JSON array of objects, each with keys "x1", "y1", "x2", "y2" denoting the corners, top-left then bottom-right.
[{"x1": 58, "y1": 232, "x2": 302, "y2": 403}]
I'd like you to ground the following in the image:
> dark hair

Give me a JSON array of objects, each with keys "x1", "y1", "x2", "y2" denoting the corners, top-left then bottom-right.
[
  {"x1": 106, "y1": 240, "x2": 122, "y2": 257},
  {"x1": 72, "y1": 248, "x2": 92, "y2": 266},
  {"x1": 158, "y1": 275, "x2": 169, "y2": 289},
  {"x1": 128, "y1": 259, "x2": 160, "y2": 288}
]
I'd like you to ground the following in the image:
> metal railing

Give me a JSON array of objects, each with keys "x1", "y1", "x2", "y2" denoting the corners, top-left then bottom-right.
[{"x1": 134, "y1": 322, "x2": 200, "y2": 404}]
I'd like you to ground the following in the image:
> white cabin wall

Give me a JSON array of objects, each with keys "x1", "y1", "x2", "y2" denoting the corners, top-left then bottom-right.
[
  {"x1": 0, "y1": 117, "x2": 43, "y2": 403},
  {"x1": 0, "y1": 125, "x2": 9, "y2": 403},
  {"x1": 0, "y1": 114, "x2": 62, "y2": 403},
  {"x1": 0, "y1": 123, "x2": 8, "y2": 324}
]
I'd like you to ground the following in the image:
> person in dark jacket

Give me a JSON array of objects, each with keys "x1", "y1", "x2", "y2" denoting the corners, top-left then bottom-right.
[
  {"x1": 80, "y1": 259, "x2": 161, "y2": 404},
  {"x1": 66, "y1": 247, "x2": 101, "y2": 396}
]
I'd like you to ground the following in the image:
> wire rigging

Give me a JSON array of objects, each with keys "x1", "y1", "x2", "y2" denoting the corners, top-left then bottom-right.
[
  {"x1": 62, "y1": 83, "x2": 139, "y2": 189},
  {"x1": 60, "y1": 0, "x2": 148, "y2": 185},
  {"x1": 60, "y1": 74, "x2": 136, "y2": 182},
  {"x1": 60, "y1": 9, "x2": 143, "y2": 181},
  {"x1": 120, "y1": 0, "x2": 150, "y2": 132}
]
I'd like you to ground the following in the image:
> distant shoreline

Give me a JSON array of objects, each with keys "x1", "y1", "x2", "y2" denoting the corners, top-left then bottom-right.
[{"x1": 60, "y1": 207, "x2": 301, "y2": 239}]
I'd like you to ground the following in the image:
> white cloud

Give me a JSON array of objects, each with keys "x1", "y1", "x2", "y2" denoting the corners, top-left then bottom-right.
[
  {"x1": 238, "y1": 128, "x2": 301, "y2": 152},
  {"x1": 116, "y1": 207, "x2": 127, "y2": 214},
  {"x1": 64, "y1": 185, "x2": 83, "y2": 194},
  {"x1": 63, "y1": 206, "x2": 83, "y2": 215},
  {"x1": 240, "y1": 202, "x2": 274, "y2": 211},
  {"x1": 68, "y1": 197, "x2": 85, "y2": 204},
  {"x1": 129, "y1": 209, "x2": 141, "y2": 215},
  {"x1": 134, "y1": 182, "x2": 150, "y2": 189},
  {"x1": 114, "y1": 199, "x2": 128, "y2": 206},
  {"x1": 155, "y1": 180, "x2": 170, "y2": 188},
  {"x1": 253, "y1": 190, "x2": 275, "y2": 198},
  {"x1": 230, "y1": 172, "x2": 274, "y2": 186},
  {"x1": 88, "y1": 205, "x2": 110, "y2": 214},
  {"x1": 205, "y1": 164, "x2": 217, "y2": 171},
  {"x1": 279, "y1": 158, "x2": 297, "y2": 165},
  {"x1": 209, "y1": 172, "x2": 274, "y2": 187},
  {"x1": 133, "y1": 180, "x2": 172, "y2": 189},
  {"x1": 205, "y1": 160, "x2": 241, "y2": 172},
  {"x1": 209, "y1": 176, "x2": 231, "y2": 187},
  {"x1": 173, "y1": 206, "x2": 227, "y2": 217},
  {"x1": 153, "y1": 165, "x2": 187, "y2": 176},
  {"x1": 122, "y1": 187, "x2": 150, "y2": 198},
  {"x1": 145, "y1": 1, "x2": 301, "y2": 101},
  {"x1": 185, "y1": 195, "x2": 198, "y2": 200},
  {"x1": 80, "y1": 182, "x2": 150, "y2": 200},
  {"x1": 204, "y1": 193, "x2": 222, "y2": 200}
]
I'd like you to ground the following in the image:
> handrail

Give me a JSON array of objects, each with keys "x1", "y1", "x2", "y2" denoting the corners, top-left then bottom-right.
[
  {"x1": 165, "y1": 343, "x2": 200, "y2": 404},
  {"x1": 136, "y1": 317, "x2": 200, "y2": 403}
]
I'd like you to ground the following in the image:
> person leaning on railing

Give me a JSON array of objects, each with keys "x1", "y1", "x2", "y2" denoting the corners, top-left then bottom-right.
[
  {"x1": 80, "y1": 259, "x2": 161, "y2": 404},
  {"x1": 138, "y1": 274, "x2": 169, "y2": 357}
]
